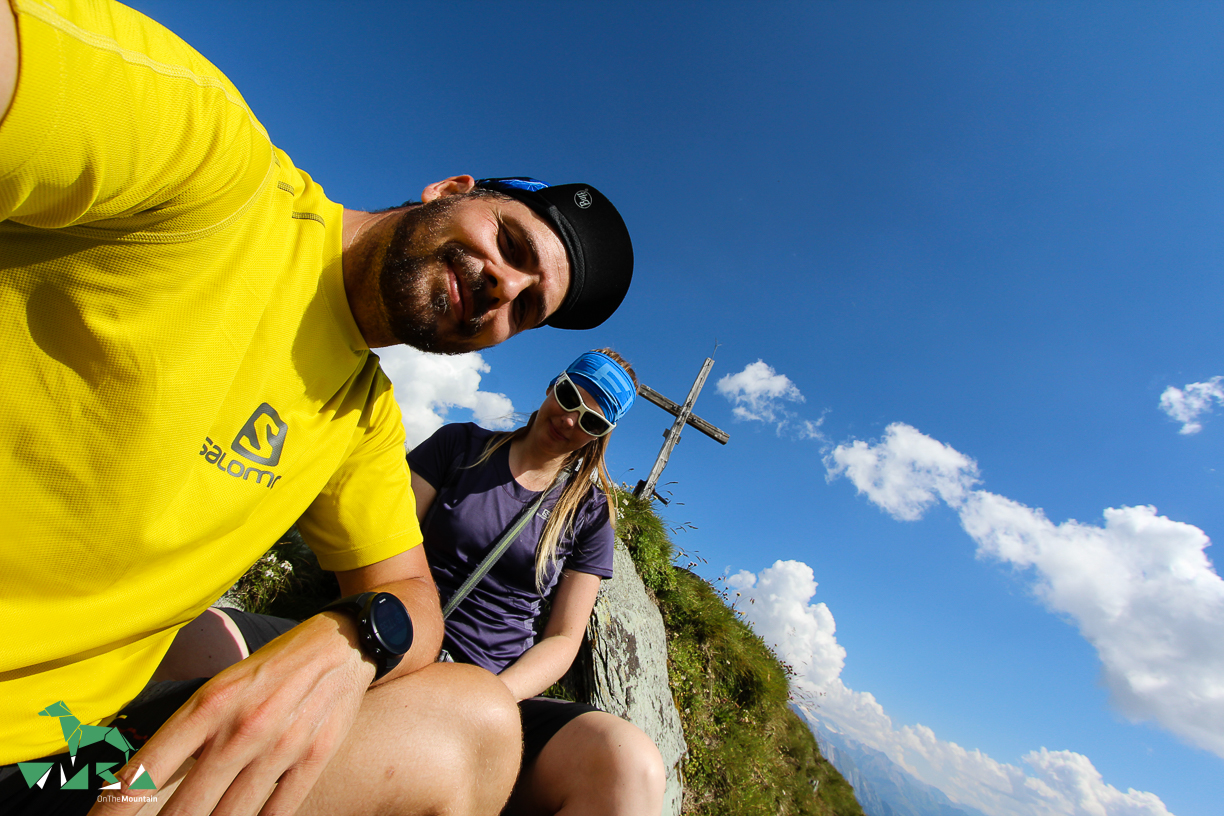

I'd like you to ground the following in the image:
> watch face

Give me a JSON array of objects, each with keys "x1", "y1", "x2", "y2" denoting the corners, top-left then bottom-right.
[{"x1": 370, "y1": 594, "x2": 413, "y2": 654}]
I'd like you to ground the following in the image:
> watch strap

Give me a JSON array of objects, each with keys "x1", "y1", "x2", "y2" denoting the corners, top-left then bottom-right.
[{"x1": 320, "y1": 591, "x2": 408, "y2": 681}]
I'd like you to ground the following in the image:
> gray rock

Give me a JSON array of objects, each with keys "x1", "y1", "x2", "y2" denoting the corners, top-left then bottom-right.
[{"x1": 562, "y1": 541, "x2": 687, "y2": 816}]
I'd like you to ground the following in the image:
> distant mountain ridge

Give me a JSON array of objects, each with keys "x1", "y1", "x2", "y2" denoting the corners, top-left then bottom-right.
[{"x1": 805, "y1": 718, "x2": 991, "y2": 816}]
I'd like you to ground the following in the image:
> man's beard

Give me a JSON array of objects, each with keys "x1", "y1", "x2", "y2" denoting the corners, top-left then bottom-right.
[{"x1": 379, "y1": 197, "x2": 494, "y2": 354}]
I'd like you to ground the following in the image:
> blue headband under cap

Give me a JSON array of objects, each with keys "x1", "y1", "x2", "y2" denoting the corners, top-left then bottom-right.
[{"x1": 563, "y1": 351, "x2": 636, "y2": 425}]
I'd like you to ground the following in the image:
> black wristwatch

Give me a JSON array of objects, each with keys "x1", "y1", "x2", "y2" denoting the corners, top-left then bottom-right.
[{"x1": 320, "y1": 592, "x2": 413, "y2": 681}]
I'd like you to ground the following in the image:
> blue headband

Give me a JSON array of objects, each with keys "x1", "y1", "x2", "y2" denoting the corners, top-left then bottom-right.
[{"x1": 562, "y1": 351, "x2": 636, "y2": 425}]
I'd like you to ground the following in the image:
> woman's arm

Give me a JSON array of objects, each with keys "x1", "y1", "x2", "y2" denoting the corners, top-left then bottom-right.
[
  {"x1": 411, "y1": 471, "x2": 438, "y2": 524},
  {"x1": 497, "y1": 570, "x2": 602, "y2": 701}
]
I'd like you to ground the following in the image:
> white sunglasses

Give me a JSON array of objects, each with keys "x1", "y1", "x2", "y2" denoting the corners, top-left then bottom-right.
[{"x1": 552, "y1": 372, "x2": 615, "y2": 437}]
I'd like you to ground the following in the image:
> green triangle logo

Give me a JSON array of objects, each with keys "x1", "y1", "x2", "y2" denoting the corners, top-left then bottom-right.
[
  {"x1": 16, "y1": 762, "x2": 53, "y2": 789},
  {"x1": 129, "y1": 764, "x2": 157, "y2": 790},
  {"x1": 62, "y1": 765, "x2": 91, "y2": 790},
  {"x1": 96, "y1": 762, "x2": 121, "y2": 789}
]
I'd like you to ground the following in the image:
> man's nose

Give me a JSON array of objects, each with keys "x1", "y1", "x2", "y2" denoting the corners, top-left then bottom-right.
[{"x1": 485, "y1": 264, "x2": 533, "y2": 307}]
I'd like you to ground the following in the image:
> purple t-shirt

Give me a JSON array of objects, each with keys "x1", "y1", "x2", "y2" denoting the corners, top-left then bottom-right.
[{"x1": 408, "y1": 423, "x2": 614, "y2": 674}]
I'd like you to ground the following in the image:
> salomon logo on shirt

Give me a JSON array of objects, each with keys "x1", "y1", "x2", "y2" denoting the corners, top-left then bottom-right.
[
  {"x1": 232, "y1": 403, "x2": 288, "y2": 465},
  {"x1": 199, "y1": 404, "x2": 288, "y2": 488}
]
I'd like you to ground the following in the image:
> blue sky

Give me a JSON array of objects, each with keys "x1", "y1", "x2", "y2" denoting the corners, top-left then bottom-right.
[{"x1": 132, "y1": 2, "x2": 1222, "y2": 814}]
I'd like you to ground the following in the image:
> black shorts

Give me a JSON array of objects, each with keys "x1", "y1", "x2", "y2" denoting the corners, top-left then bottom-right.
[
  {"x1": 518, "y1": 697, "x2": 602, "y2": 767},
  {"x1": 0, "y1": 609, "x2": 296, "y2": 816},
  {"x1": 221, "y1": 607, "x2": 299, "y2": 651}
]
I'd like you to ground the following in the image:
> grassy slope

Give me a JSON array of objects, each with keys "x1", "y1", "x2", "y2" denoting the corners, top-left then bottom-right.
[
  {"x1": 228, "y1": 492, "x2": 864, "y2": 816},
  {"x1": 615, "y1": 489, "x2": 864, "y2": 816}
]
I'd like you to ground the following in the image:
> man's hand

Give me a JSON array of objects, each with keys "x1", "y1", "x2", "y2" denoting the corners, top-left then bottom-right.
[
  {"x1": 90, "y1": 547, "x2": 441, "y2": 816},
  {"x1": 90, "y1": 612, "x2": 376, "y2": 816}
]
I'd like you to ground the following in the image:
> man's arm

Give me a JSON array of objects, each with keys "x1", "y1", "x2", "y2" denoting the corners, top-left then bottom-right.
[
  {"x1": 91, "y1": 547, "x2": 442, "y2": 816},
  {"x1": 333, "y1": 545, "x2": 444, "y2": 677},
  {"x1": 0, "y1": 0, "x2": 273, "y2": 229},
  {"x1": 1, "y1": 0, "x2": 16, "y2": 124}
]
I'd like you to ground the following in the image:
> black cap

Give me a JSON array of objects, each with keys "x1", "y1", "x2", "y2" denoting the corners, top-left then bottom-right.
[{"x1": 475, "y1": 178, "x2": 634, "y2": 330}]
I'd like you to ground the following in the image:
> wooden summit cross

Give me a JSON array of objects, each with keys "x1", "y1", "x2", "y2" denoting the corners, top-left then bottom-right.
[{"x1": 633, "y1": 358, "x2": 729, "y2": 503}]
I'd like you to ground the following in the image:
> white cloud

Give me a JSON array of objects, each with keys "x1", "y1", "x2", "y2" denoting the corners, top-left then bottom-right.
[
  {"x1": 961, "y1": 497, "x2": 1224, "y2": 760},
  {"x1": 716, "y1": 360, "x2": 821, "y2": 437},
  {"x1": 824, "y1": 423, "x2": 979, "y2": 520},
  {"x1": 717, "y1": 359, "x2": 803, "y2": 422},
  {"x1": 881, "y1": 725, "x2": 1177, "y2": 816},
  {"x1": 375, "y1": 346, "x2": 515, "y2": 447},
  {"x1": 1020, "y1": 749, "x2": 1175, "y2": 816},
  {"x1": 728, "y1": 560, "x2": 845, "y2": 688},
  {"x1": 799, "y1": 417, "x2": 827, "y2": 440},
  {"x1": 825, "y1": 423, "x2": 1224, "y2": 760},
  {"x1": 1159, "y1": 377, "x2": 1224, "y2": 434},
  {"x1": 731, "y1": 561, "x2": 1175, "y2": 816}
]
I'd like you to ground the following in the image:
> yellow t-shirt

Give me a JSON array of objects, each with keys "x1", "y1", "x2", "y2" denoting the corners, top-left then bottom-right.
[{"x1": 0, "y1": 0, "x2": 421, "y2": 763}]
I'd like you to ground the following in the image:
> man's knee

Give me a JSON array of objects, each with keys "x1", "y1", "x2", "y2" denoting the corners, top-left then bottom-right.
[
  {"x1": 392, "y1": 663, "x2": 520, "y2": 813},
  {"x1": 449, "y1": 664, "x2": 521, "y2": 763},
  {"x1": 436, "y1": 665, "x2": 520, "y2": 815},
  {"x1": 301, "y1": 663, "x2": 521, "y2": 816}
]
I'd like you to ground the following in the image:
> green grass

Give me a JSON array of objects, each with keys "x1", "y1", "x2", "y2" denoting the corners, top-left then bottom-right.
[{"x1": 616, "y1": 488, "x2": 864, "y2": 816}]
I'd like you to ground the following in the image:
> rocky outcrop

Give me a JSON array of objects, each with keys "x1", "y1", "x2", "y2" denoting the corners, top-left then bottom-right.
[{"x1": 561, "y1": 541, "x2": 687, "y2": 816}]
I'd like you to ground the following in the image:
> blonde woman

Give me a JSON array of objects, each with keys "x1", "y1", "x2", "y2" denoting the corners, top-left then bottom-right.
[{"x1": 409, "y1": 349, "x2": 665, "y2": 815}]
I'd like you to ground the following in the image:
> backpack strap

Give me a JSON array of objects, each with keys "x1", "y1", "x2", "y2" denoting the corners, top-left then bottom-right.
[{"x1": 441, "y1": 463, "x2": 573, "y2": 620}]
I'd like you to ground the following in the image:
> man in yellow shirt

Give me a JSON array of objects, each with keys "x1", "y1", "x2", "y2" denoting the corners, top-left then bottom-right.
[{"x1": 0, "y1": 1, "x2": 634, "y2": 815}]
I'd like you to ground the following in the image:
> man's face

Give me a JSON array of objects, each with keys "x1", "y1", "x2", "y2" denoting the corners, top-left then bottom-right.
[{"x1": 379, "y1": 192, "x2": 571, "y2": 354}]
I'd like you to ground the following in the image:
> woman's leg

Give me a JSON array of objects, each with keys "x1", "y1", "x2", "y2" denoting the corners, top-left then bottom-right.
[{"x1": 507, "y1": 710, "x2": 666, "y2": 816}]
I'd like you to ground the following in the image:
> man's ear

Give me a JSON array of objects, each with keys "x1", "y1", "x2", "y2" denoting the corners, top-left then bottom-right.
[{"x1": 421, "y1": 175, "x2": 476, "y2": 203}]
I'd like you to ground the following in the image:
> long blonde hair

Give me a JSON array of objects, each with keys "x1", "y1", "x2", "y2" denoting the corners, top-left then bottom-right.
[{"x1": 473, "y1": 349, "x2": 636, "y2": 593}]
